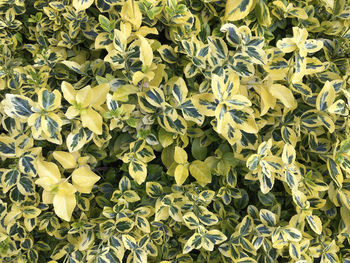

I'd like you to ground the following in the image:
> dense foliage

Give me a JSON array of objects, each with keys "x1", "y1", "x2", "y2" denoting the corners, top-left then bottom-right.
[{"x1": 0, "y1": 0, "x2": 350, "y2": 262}]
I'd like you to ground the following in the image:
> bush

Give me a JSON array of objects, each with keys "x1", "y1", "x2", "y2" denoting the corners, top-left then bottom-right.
[{"x1": 0, "y1": 0, "x2": 350, "y2": 262}]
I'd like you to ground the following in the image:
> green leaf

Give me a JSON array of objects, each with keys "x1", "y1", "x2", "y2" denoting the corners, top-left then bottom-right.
[
  {"x1": 202, "y1": 230, "x2": 227, "y2": 251},
  {"x1": 19, "y1": 155, "x2": 37, "y2": 176},
  {"x1": 183, "y1": 233, "x2": 202, "y2": 253},
  {"x1": 327, "y1": 158, "x2": 343, "y2": 188},
  {"x1": 3, "y1": 94, "x2": 33, "y2": 119},
  {"x1": 259, "y1": 209, "x2": 277, "y2": 227},
  {"x1": 17, "y1": 174, "x2": 35, "y2": 195},
  {"x1": 115, "y1": 217, "x2": 134, "y2": 233},
  {"x1": 239, "y1": 215, "x2": 253, "y2": 236},
  {"x1": 146, "y1": 182, "x2": 163, "y2": 198},
  {"x1": 306, "y1": 215, "x2": 322, "y2": 235},
  {"x1": 2, "y1": 169, "x2": 19, "y2": 193},
  {"x1": 183, "y1": 212, "x2": 200, "y2": 230}
]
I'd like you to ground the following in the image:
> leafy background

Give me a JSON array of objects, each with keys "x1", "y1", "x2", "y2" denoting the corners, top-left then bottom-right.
[{"x1": 0, "y1": 0, "x2": 349, "y2": 262}]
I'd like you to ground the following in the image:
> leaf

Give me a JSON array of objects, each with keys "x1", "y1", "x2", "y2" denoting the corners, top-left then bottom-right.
[
  {"x1": 136, "y1": 216, "x2": 150, "y2": 233},
  {"x1": 183, "y1": 233, "x2": 202, "y2": 254},
  {"x1": 145, "y1": 182, "x2": 163, "y2": 198},
  {"x1": 158, "y1": 45, "x2": 177, "y2": 63},
  {"x1": 174, "y1": 146, "x2": 188, "y2": 164},
  {"x1": 134, "y1": 248, "x2": 147, "y2": 263},
  {"x1": 52, "y1": 151, "x2": 77, "y2": 170},
  {"x1": 66, "y1": 128, "x2": 87, "y2": 152},
  {"x1": 72, "y1": 167, "x2": 100, "y2": 194},
  {"x1": 306, "y1": 215, "x2": 322, "y2": 235},
  {"x1": 121, "y1": 0, "x2": 142, "y2": 29},
  {"x1": 247, "y1": 154, "x2": 259, "y2": 171},
  {"x1": 145, "y1": 87, "x2": 165, "y2": 107},
  {"x1": 115, "y1": 217, "x2": 134, "y2": 233},
  {"x1": 259, "y1": 172, "x2": 274, "y2": 194},
  {"x1": 129, "y1": 160, "x2": 147, "y2": 185},
  {"x1": 240, "y1": 237, "x2": 256, "y2": 255},
  {"x1": 198, "y1": 207, "x2": 219, "y2": 226},
  {"x1": 259, "y1": 209, "x2": 277, "y2": 227},
  {"x1": 276, "y1": 38, "x2": 296, "y2": 53},
  {"x1": 202, "y1": 230, "x2": 227, "y2": 251},
  {"x1": 327, "y1": 158, "x2": 343, "y2": 188},
  {"x1": 139, "y1": 36, "x2": 153, "y2": 67},
  {"x1": 284, "y1": 227, "x2": 302, "y2": 242},
  {"x1": 122, "y1": 235, "x2": 137, "y2": 250},
  {"x1": 0, "y1": 136, "x2": 16, "y2": 158},
  {"x1": 35, "y1": 159, "x2": 61, "y2": 190},
  {"x1": 289, "y1": 242, "x2": 301, "y2": 260},
  {"x1": 41, "y1": 113, "x2": 62, "y2": 141},
  {"x1": 53, "y1": 182, "x2": 77, "y2": 222},
  {"x1": 38, "y1": 89, "x2": 61, "y2": 111},
  {"x1": 3, "y1": 94, "x2": 33, "y2": 119},
  {"x1": 192, "y1": 93, "x2": 217, "y2": 117},
  {"x1": 239, "y1": 215, "x2": 254, "y2": 235},
  {"x1": 61, "y1": 81, "x2": 77, "y2": 104},
  {"x1": 225, "y1": 0, "x2": 254, "y2": 21},
  {"x1": 19, "y1": 155, "x2": 37, "y2": 176},
  {"x1": 123, "y1": 190, "x2": 140, "y2": 202},
  {"x1": 81, "y1": 107, "x2": 103, "y2": 135},
  {"x1": 316, "y1": 81, "x2": 335, "y2": 111},
  {"x1": 174, "y1": 164, "x2": 189, "y2": 186},
  {"x1": 91, "y1": 83, "x2": 110, "y2": 107},
  {"x1": 183, "y1": 212, "x2": 199, "y2": 230},
  {"x1": 17, "y1": 174, "x2": 35, "y2": 195},
  {"x1": 189, "y1": 160, "x2": 212, "y2": 186},
  {"x1": 268, "y1": 84, "x2": 297, "y2": 109},
  {"x1": 73, "y1": 0, "x2": 94, "y2": 11},
  {"x1": 304, "y1": 40, "x2": 323, "y2": 54},
  {"x1": 255, "y1": 0, "x2": 272, "y2": 26},
  {"x1": 180, "y1": 100, "x2": 204, "y2": 125},
  {"x1": 2, "y1": 169, "x2": 19, "y2": 193}
]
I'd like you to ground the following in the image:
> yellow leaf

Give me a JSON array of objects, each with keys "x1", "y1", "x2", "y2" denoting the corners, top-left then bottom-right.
[
  {"x1": 65, "y1": 106, "x2": 80, "y2": 119},
  {"x1": 53, "y1": 151, "x2": 77, "y2": 169},
  {"x1": 121, "y1": 0, "x2": 142, "y2": 29},
  {"x1": 225, "y1": 0, "x2": 254, "y2": 21},
  {"x1": 72, "y1": 166, "x2": 100, "y2": 194},
  {"x1": 76, "y1": 85, "x2": 93, "y2": 108},
  {"x1": 35, "y1": 159, "x2": 61, "y2": 190},
  {"x1": 192, "y1": 93, "x2": 217, "y2": 117},
  {"x1": 174, "y1": 146, "x2": 188, "y2": 164},
  {"x1": 53, "y1": 182, "x2": 76, "y2": 221},
  {"x1": 189, "y1": 160, "x2": 212, "y2": 186},
  {"x1": 174, "y1": 164, "x2": 189, "y2": 186},
  {"x1": 61, "y1": 81, "x2": 76, "y2": 104},
  {"x1": 276, "y1": 38, "x2": 296, "y2": 53},
  {"x1": 139, "y1": 36, "x2": 153, "y2": 67},
  {"x1": 268, "y1": 84, "x2": 297, "y2": 109},
  {"x1": 42, "y1": 190, "x2": 54, "y2": 204},
  {"x1": 91, "y1": 83, "x2": 110, "y2": 107},
  {"x1": 81, "y1": 107, "x2": 103, "y2": 135},
  {"x1": 260, "y1": 87, "x2": 276, "y2": 115},
  {"x1": 73, "y1": 0, "x2": 94, "y2": 11}
]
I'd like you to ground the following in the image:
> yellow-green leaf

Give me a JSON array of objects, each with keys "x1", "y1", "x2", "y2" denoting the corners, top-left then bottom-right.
[{"x1": 189, "y1": 160, "x2": 212, "y2": 186}]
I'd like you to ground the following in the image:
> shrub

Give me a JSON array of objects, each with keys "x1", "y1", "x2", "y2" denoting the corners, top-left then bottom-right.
[{"x1": 0, "y1": 0, "x2": 350, "y2": 262}]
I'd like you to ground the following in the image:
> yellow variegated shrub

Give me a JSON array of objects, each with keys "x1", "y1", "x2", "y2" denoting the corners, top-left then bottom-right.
[{"x1": 0, "y1": 0, "x2": 350, "y2": 262}]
